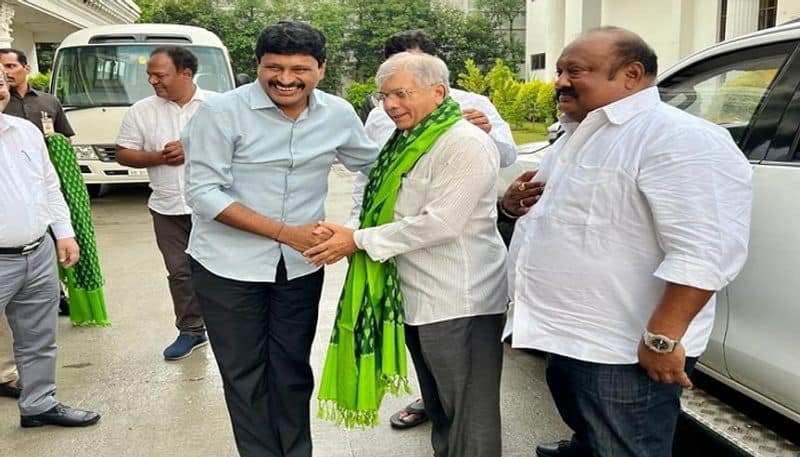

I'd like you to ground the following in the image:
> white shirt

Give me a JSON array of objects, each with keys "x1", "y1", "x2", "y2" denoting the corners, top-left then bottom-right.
[
  {"x1": 116, "y1": 87, "x2": 214, "y2": 215},
  {"x1": 348, "y1": 88, "x2": 516, "y2": 227},
  {"x1": 354, "y1": 120, "x2": 508, "y2": 325},
  {"x1": 0, "y1": 113, "x2": 74, "y2": 246},
  {"x1": 505, "y1": 87, "x2": 752, "y2": 364}
]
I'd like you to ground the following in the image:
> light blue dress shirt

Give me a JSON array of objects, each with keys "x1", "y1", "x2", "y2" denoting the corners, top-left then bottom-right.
[{"x1": 182, "y1": 82, "x2": 378, "y2": 282}]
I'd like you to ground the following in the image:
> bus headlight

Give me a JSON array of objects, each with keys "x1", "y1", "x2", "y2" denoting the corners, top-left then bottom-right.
[{"x1": 73, "y1": 145, "x2": 98, "y2": 160}]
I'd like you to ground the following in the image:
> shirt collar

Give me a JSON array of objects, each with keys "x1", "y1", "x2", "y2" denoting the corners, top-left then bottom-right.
[
  {"x1": 558, "y1": 86, "x2": 661, "y2": 132},
  {"x1": 247, "y1": 82, "x2": 326, "y2": 113},
  {"x1": 12, "y1": 86, "x2": 38, "y2": 99},
  {"x1": 157, "y1": 85, "x2": 206, "y2": 106}
]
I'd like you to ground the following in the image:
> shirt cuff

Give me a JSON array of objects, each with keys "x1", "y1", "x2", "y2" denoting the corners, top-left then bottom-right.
[
  {"x1": 50, "y1": 222, "x2": 75, "y2": 240},
  {"x1": 653, "y1": 254, "x2": 727, "y2": 291},
  {"x1": 192, "y1": 191, "x2": 235, "y2": 221},
  {"x1": 353, "y1": 229, "x2": 365, "y2": 250}
]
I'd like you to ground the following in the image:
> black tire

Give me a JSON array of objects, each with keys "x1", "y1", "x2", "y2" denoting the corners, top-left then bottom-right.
[{"x1": 86, "y1": 184, "x2": 102, "y2": 198}]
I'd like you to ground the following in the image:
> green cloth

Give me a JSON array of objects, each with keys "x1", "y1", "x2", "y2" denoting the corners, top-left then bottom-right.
[
  {"x1": 46, "y1": 134, "x2": 110, "y2": 327},
  {"x1": 318, "y1": 97, "x2": 462, "y2": 427}
]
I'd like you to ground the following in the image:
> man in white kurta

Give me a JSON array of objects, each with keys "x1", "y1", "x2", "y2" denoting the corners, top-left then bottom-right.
[{"x1": 503, "y1": 27, "x2": 753, "y2": 457}]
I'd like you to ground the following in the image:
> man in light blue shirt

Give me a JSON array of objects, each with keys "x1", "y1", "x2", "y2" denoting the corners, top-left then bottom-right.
[{"x1": 182, "y1": 21, "x2": 378, "y2": 457}]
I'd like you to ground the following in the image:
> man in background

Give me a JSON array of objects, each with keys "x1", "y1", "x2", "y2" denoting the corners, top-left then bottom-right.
[{"x1": 116, "y1": 46, "x2": 213, "y2": 361}]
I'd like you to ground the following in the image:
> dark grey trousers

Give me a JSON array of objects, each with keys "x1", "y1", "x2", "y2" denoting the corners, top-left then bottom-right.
[
  {"x1": 405, "y1": 313, "x2": 504, "y2": 457},
  {"x1": 150, "y1": 210, "x2": 204, "y2": 336},
  {"x1": 0, "y1": 236, "x2": 59, "y2": 415}
]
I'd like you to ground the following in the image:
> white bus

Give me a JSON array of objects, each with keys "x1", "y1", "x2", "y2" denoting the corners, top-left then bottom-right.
[{"x1": 50, "y1": 24, "x2": 237, "y2": 197}]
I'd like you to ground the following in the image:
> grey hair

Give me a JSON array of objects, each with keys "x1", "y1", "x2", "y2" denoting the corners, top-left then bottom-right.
[{"x1": 375, "y1": 51, "x2": 450, "y2": 91}]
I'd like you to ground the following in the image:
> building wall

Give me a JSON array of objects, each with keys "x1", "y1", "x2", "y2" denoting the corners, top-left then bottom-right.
[
  {"x1": 524, "y1": 0, "x2": 800, "y2": 81},
  {"x1": 2, "y1": 0, "x2": 140, "y2": 74}
]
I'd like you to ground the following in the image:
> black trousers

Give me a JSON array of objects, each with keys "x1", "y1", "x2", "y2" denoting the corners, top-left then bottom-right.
[{"x1": 189, "y1": 257, "x2": 324, "y2": 457}]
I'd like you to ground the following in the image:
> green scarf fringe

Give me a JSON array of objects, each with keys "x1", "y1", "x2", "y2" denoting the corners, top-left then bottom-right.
[{"x1": 47, "y1": 134, "x2": 110, "y2": 327}]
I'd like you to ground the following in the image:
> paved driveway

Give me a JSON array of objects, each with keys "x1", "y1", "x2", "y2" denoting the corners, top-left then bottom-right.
[{"x1": 0, "y1": 165, "x2": 568, "y2": 456}]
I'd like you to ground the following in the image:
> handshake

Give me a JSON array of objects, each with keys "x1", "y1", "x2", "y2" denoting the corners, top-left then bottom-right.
[{"x1": 279, "y1": 221, "x2": 357, "y2": 267}]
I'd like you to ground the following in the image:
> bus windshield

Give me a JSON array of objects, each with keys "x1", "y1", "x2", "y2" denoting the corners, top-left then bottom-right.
[{"x1": 52, "y1": 45, "x2": 233, "y2": 108}]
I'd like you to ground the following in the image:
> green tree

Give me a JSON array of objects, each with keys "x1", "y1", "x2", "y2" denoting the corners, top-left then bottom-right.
[
  {"x1": 344, "y1": 0, "x2": 505, "y2": 85},
  {"x1": 475, "y1": 0, "x2": 525, "y2": 68},
  {"x1": 456, "y1": 59, "x2": 488, "y2": 95}
]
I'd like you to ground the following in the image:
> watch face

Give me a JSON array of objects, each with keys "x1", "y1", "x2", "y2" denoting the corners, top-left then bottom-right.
[{"x1": 653, "y1": 338, "x2": 669, "y2": 351}]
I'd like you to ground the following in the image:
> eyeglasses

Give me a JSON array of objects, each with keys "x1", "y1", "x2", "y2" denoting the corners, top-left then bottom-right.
[
  {"x1": 371, "y1": 88, "x2": 420, "y2": 103},
  {"x1": 372, "y1": 84, "x2": 442, "y2": 103}
]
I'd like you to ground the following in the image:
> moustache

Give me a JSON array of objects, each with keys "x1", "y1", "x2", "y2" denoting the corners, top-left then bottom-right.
[
  {"x1": 269, "y1": 80, "x2": 304, "y2": 89},
  {"x1": 555, "y1": 88, "x2": 578, "y2": 100}
]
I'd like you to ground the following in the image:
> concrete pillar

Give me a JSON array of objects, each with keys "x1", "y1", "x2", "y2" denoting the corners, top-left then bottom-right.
[
  {"x1": 725, "y1": 0, "x2": 759, "y2": 39},
  {"x1": 0, "y1": 2, "x2": 14, "y2": 48},
  {"x1": 544, "y1": 0, "x2": 566, "y2": 80}
]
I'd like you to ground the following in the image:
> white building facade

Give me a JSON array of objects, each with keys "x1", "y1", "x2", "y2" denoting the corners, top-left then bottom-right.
[
  {"x1": 0, "y1": 0, "x2": 139, "y2": 73},
  {"x1": 525, "y1": 0, "x2": 800, "y2": 80}
]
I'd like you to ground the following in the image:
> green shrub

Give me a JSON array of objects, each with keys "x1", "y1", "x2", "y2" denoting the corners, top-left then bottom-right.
[
  {"x1": 513, "y1": 80, "x2": 542, "y2": 122},
  {"x1": 486, "y1": 58, "x2": 516, "y2": 94},
  {"x1": 535, "y1": 81, "x2": 557, "y2": 123},
  {"x1": 491, "y1": 79, "x2": 524, "y2": 128},
  {"x1": 28, "y1": 72, "x2": 51, "y2": 92},
  {"x1": 344, "y1": 80, "x2": 377, "y2": 120},
  {"x1": 456, "y1": 59, "x2": 488, "y2": 95}
]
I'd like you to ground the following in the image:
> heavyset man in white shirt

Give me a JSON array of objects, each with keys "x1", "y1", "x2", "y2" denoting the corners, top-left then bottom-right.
[
  {"x1": 501, "y1": 27, "x2": 753, "y2": 457},
  {"x1": 116, "y1": 47, "x2": 214, "y2": 361},
  {"x1": 0, "y1": 70, "x2": 100, "y2": 428}
]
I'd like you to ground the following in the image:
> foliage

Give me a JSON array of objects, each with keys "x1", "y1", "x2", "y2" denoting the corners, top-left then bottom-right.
[
  {"x1": 486, "y1": 59, "x2": 516, "y2": 93},
  {"x1": 343, "y1": 0, "x2": 504, "y2": 86},
  {"x1": 136, "y1": 0, "x2": 516, "y2": 94},
  {"x1": 345, "y1": 80, "x2": 377, "y2": 112},
  {"x1": 28, "y1": 72, "x2": 51, "y2": 92},
  {"x1": 512, "y1": 79, "x2": 542, "y2": 122},
  {"x1": 490, "y1": 78, "x2": 523, "y2": 127},
  {"x1": 35, "y1": 43, "x2": 58, "y2": 74},
  {"x1": 535, "y1": 81, "x2": 557, "y2": 124},
  {"x1": 475, "y1": 0, "x2": 525, "y2": 69},
  {"x1": 456, "y1": 59, "x2": 488, "y2": 95}
]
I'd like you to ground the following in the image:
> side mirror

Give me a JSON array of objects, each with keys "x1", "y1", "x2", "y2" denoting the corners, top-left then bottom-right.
[{"x1": 235, "y1": 73, "x2": 252, "y2": 87}]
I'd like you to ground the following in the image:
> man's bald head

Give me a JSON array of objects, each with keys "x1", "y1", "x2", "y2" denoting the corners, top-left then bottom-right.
[
  {"x1": 555, "y1": 26, "x2": 657, "y2": 122},
  {"x1": 575, "y1": 26, "x2": 658, "y2": 80}
]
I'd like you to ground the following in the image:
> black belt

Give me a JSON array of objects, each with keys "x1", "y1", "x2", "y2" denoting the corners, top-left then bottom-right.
[{"x1": 0, "y1": 235, "x2": 46, "y2": 255}]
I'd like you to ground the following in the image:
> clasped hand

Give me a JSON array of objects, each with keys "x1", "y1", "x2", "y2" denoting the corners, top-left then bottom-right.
[{"x1": 300, "y1": 222, "x2": 357, "y2": 266}]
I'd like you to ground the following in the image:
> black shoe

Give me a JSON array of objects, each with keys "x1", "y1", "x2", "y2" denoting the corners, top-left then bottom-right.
[
  {"x1": 536, "y1": 440, "x2": 590, "y2": 457},
  {"x1": 58, "y1": 290, "x2": 70, "y2": 316},
  {"x1": 0, "y1": 381, "x2": 21, "y2": 399},
  {"x1": 20, "y1": 403, "x2": 100, "y2": 428}
]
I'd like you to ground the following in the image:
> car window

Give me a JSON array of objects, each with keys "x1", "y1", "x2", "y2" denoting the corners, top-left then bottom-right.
[{"x1": 659, "y1": 43, "x2": 793, "y2": 144}]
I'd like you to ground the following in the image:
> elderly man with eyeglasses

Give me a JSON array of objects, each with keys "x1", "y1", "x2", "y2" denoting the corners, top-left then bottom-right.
[{"x1": 307, "y1": 51, "x2": 508, "y2": 457}]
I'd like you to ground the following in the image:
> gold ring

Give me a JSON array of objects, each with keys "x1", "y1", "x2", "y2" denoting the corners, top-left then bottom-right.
[
  {"x1": 518, "y1": 183, "x2": 526, "y2": 191},
  {"x1": 519, "y1": 198, "x2": 526, "y2": 208}
]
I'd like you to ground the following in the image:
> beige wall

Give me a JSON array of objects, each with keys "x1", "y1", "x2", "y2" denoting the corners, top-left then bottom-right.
[{"x1": 9, "y1": 25, "x2": 38, "y2": 73}]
